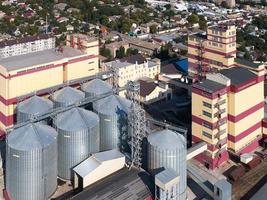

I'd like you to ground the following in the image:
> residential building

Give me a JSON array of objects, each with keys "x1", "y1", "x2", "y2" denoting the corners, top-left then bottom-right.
[
  {"x1": 0, "y1": 34, "x2": 55, "y2": 58},
  {"x1": 188, "y1": 24, "x2": 237, "y2": 75},
  {"x1": 192, "y1": 67, "x2": 264, "y2": 169},
  {"x1": 138, "y1": 77, "x2": 171, "y2": 104},
  {"x1": 0, "y1": 34, "x2": 99, "y2": 135},
  {"x1": 103, "y1": 54, "x2": 160, "y2": 88},
  {"x1": 105, "y1": 41, "x2": 129, "y2": 58}
]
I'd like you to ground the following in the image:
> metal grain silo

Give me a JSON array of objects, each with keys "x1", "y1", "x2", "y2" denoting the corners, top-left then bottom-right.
[
  {"x1": 16, "y1": 95, "x2": 53, "y2": 123},
  {"x1": 93, "y1": 95, "x2": 131, "y2": 151},
  {"x1": 51, "y1": 86, "x2": 85, "y2": 108},
  {"x1": 147, "y1": 129, "x2": 187, "y2": 200},
  {"x1": 81, "y1": 78, "x2": 113, "y2": 97},
  {"x1": 54, "y1": 107, "x2": 99, "y2": 180},
  {"x1": 6, "y1": 123, "x2": 58, "y2": 200}
]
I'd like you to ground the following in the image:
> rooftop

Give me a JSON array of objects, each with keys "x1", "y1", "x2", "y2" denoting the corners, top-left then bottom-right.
[
  {"x1": 120, "y1": 54, "x2": 146, "y2": 65},
  {"x1": 220, "y1": 67, "x2": 257, "y2": 86},
  {"x1": 139, "y1": 78, "x2": 157, "y2": 97},
  {"x1": 0, "y1": 46, "x2": 85, "y2": 71},
  {"x1": 71, "y1": 168, "x2": 154, "y2": 200},
  {"x1": 235, "y1": 58, "x2": 263, "y2": 69},
  {"x1": 161, "y1": 63, "x2": 181, "y2": 75},
  {"x1": 194, "y1": 79, "x2": 226, "y2": 93}
]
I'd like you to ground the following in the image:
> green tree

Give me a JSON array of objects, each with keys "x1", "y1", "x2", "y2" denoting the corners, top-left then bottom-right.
[
  {"x1": 126, "y1": 48, "x2": 139, "y2": 56},
  {"x1": 116, "y1": 46, "x2": 126, "y2": 58},
  {"x1": 199, "y1": 15, "x2": 207, "y2": 31},
  {"x1": 100, "y1": 15, "x2": 109, "y2": 26},
  {"x1": 187, "y1": 14, "x2": 199, "y2": 25},
  {"x1": 150, "y1": 24, "x2": 157, "y2": 34},
  {"x1": 100, "y1": 48, "x2": 112, "y2": 59}
]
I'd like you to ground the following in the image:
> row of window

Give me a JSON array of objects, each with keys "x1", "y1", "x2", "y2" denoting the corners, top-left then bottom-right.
[
  {"x1": 202, "y1": 129, "x2": 226, "y2": 139},
  {"x1": 203, "y1": 100, "x2": 226, "y2": 109},
  {"x1": 208, "y1": 41, "x2": 236, "y2": 48},
  {"x1": 202, "y1": 108, "x2": 226, "y2": 118}
]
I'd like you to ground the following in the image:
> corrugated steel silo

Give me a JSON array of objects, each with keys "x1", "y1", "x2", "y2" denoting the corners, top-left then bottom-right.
[
  {"x1": 54, "y1": 107, "x2": 99, "y2": 180},
  {"x1": 93, "y1": 95, "x2": 131, "y2": 151},
  {"x1": 147, "y1": 129, "x2": 187, "y2": 200},
  {"x1": 16, "y1": 95, "x2": 53, "y2": 123},
  {"x1": 81, "y1": 78, "x2": 113, "y2": 97},
  {"x1": 6, "y1": 123, "x2": 58, "y2": 200},
  {"x1": 51, "y1": 86, "x2": 85, "y2": 108}
]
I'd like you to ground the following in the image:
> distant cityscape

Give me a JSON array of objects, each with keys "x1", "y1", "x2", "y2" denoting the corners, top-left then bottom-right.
[{"x1": 0, "y1": 0, "x2": 267, "y2": 200}]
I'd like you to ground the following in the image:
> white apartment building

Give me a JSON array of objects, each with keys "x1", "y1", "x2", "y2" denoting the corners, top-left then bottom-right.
[
  {"x1": 103, "y1": 54, "x2": 161, "y2": 87},
  {"x1": 0, "y1": 34, "x2": 56, "y2": 58}
]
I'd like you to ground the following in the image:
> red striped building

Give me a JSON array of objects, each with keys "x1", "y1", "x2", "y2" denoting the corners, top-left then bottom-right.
[{"x1": 192, "y1": 67, "x2": 265, "y2": 169}]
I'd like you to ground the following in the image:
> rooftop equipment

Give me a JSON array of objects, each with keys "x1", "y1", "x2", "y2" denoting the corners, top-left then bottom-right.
[
  {"x1": 6, "y1": 123, "x2": 58, "y2": 200},
  {"x1": 50, "y1": 86, "x2": 85, "y2": 108},
  {"x1": 53, "y1": 107, "x2": 99, "y2": 180},
  {"x1": 147, "y1": 129, "x2": 187, "y2": 200}
]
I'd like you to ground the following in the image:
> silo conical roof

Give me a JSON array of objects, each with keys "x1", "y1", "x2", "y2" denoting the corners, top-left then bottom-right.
[
  {"x1": 51, "y1": 86, "x2": 85, "y2": 106},
  {"x1": 8, "y1": 123, "x2": 57, "y2": 151},
  {"x1": 94, "y1": 95, "x2": 131, "y2": 114},
  {"x1": 17, "y1": 95, "x2": 53, "y2": 116},
  {"x1": 81, "y1": 79, "x2": 113, "y2": 96},
  {"x1": 147, "y1": 129, "x2": 186, "y2": 150},
  {"x1": 54, "y1": 107, "x2": 99, "y2": 131}
]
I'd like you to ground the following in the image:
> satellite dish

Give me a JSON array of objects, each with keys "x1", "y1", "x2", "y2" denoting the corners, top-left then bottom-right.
[{"x1": 181, "y1": 77, "x2": 185, "y2": 82}]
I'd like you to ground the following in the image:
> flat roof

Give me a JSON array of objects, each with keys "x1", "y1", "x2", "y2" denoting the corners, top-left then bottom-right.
[
  {"x1": 235, "y1": 58, "x2": 262, "y2": 69},
  {"x1": 194, "y1": 79, "x2": 226, "y2": 93},
  {"x1": 220, "y1": 67, "x2": 257, "y2": 86},
  {"x1": 0, "y1": 46, "x2": 85, "y2": 71},
  {"x1": 71, "y1": 168, "x2": 154, "y2": 200}
]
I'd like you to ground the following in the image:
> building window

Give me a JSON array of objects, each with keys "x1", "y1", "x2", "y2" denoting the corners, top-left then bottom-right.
[
  {"x1": 203, "y1": 131, "x2": 212, "y2": 139},
  {"x1": 203, "y1": 101, "x2": 212, "y2": 108},
  {"x1": 203, "y1": 111, "x2": 212, "y2": 118},
  {"x1": 202, "y1": 121, "x2": 212, "y2": 129}
]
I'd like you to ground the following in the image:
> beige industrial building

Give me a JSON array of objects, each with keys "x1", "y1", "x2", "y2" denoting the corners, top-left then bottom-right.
[{"x1": 0, "y1": 33, "x2": 99, "y2": 135}]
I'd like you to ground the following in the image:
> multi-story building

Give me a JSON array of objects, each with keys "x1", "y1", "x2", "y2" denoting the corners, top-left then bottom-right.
[
  {"x1": 188, "y1": 24, "x2": 237, "y2": 76},
  {"x1": 192, "y1": 66, "x2": 264, "y2": 169},
  {"x1": 0, "y1": 34, "x2": 99, "y2": 135},
  {"x1": 103, "y1": 54, "x2": 161, "y2": 88},
  {"x1": 0, "y1": 34, "x2": 56, "y2": 58}
]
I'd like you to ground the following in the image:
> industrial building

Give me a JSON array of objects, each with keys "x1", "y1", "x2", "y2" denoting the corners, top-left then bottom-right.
[
  {"x1": 0, "y1": 33, "x2": 99, "y2": 135},
  {"x1": 2, "y1": 74, "x2": 233, "y2": 200},
  {"x1": 192, "y1": 67, "x2": 264, "y2": 169},
  {"x1": 188, "y1": 24, "x2": 237, "y2": 76}
]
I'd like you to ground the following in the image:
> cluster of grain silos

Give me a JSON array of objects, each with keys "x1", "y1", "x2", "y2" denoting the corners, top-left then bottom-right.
[
  {"x1": 147, "y1": 129, "x2": 187, "y2": 200},
  {"x1": 53, "y1": 107, "x2": 99, "y2": 180},
  {"x1": 6, "y1": 78, "x2": 135, "y2": 198},
  {"x1": 6, "y1": 123, "x2": 58, "y2": 200}
]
